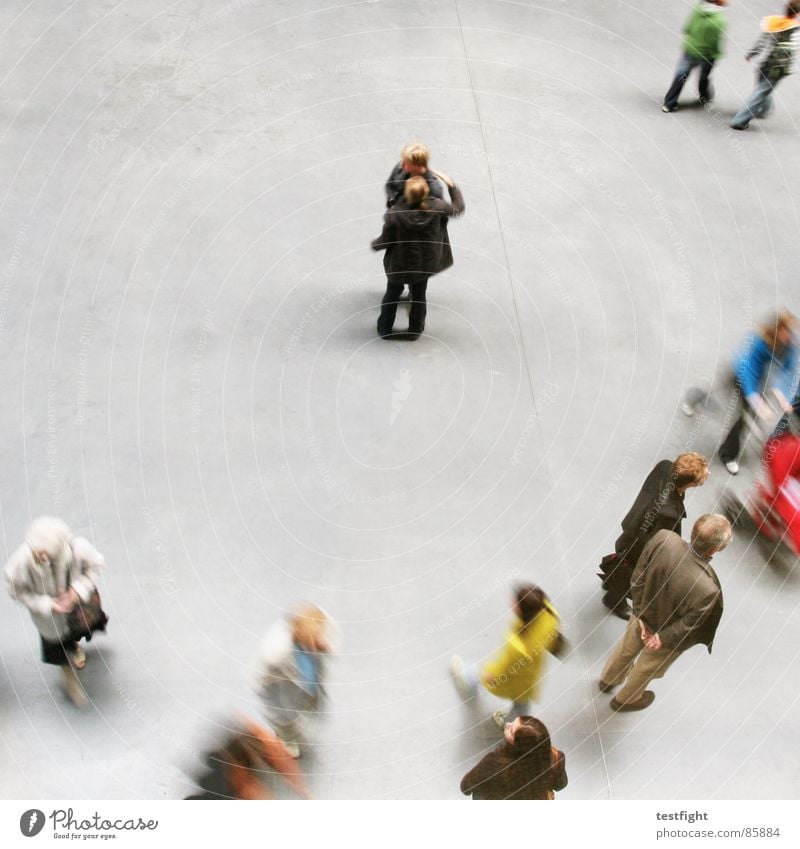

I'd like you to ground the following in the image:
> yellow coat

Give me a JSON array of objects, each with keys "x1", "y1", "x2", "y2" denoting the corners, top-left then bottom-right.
[{"x1": 481, "y1": 605, "x2": 559, "y2": 702}]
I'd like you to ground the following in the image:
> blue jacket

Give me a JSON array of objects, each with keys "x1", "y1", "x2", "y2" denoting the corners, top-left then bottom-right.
[{"x1": 733, "y1": 333, "x2": 797, "y2": 399}]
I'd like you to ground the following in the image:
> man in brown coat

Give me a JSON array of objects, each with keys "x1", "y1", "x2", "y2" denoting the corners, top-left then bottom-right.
[{"x1": 599, "y1": 514, "x2": 730, "y2": 712}]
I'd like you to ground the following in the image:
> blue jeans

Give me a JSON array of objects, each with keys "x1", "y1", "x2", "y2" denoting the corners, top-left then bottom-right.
[
  {"x1": 731, "y1": 72, "x2": 782, "y2": 128},
  {"x1": 664, "y1": 53, "x2": 715, "y2": 109}
]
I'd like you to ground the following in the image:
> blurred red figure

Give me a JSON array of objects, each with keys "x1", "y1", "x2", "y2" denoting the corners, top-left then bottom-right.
[{"x1": 752, "y1": 434, "x2": 800, "y2": 555}]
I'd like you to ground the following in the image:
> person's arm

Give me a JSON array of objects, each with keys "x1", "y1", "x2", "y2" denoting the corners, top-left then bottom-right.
[
  {"x1": 4, "y1": 550, "x2": 55, "y2": 616},
  {"x1": 551, "y1": 748, "x2": 568, "y2": 792},
  {"x1": 746, "y1": 32, "x2": 769, "y2": 62},
  {"x1": 656, "y1": 588, "x2": 720, "y2": 649},
  {"x1": 370, "y1": 213, "x2": 396, "y2": 251},
  {"x1": 772, "y1": 344, "x2": 799, "y2": 411},
  {"x1": 69, "y1": 537, "x2": 105, "y2": 602},
  {"x1": 445, "y1": 183, "x2": 465, "y2": 217},
  {"x1": 630, "y1": 532, "x2": 667, "y2": 621},
  {"x1": 709, "y1": 16, "x2": 725, "y2": 60},
  {"x1": 385, "y1": 163, "x2": 404, "y2": 207},
  {"x1": 735, "y1": 337, "x2": 772, "y2": 415}
]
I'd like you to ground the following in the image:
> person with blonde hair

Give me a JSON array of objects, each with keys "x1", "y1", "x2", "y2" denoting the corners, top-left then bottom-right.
[
  {"x1": 599, "y1": 515, "x2": 729, "y2": 712},
  {"x1": 4, "y1": 516, "x2": 108, "y2": 706},
  {"x1": 598, "y1": 453, "x2": 710, "y2": 618},
  {"x1": 255, "y1": 604, "x2": 334, "y2": 758},
  {"x1": 371, "y1": 169, "x2": 465, "y2": 339},
  {"x1": 384, "y1": 142, "x2": 449, "y2": 209}
]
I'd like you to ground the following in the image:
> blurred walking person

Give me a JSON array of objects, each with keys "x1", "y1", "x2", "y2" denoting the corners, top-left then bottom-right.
[
  {"x1": 450, "y1": 584, "x2": 562, "y2": 729},
  {"x1": 255, "y1": 604, "x2": 334, "y2": 758},
  {"x1": 684, "y1": 311, "x2": 798, "y2": 474},
  {"x1": 662, "y1": 1, "x2": 728, "y2": 113},
  {"x1": 371, "y1": 173, "x2": 464, "y2": 339},
  {"x1": 598, "y1": 453, "x2": 710, "y2": 619},
  {"x1": 731, "y1": 3, "x2": 800, "y2": 130},
  {"x1": 4, "y1": 517, "x2": 109, "y2": 706},
  {"x1": 460, "y1": 715, "x2": 568, "y2": 800}
]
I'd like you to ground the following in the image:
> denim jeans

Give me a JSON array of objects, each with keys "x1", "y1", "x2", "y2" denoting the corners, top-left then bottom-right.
[
  {"x1": 663, "y1": 53, "x2": 715, "y2": 109},
  {"x1": 731, "y1": 72, "x2": 781, "y2": 128}
]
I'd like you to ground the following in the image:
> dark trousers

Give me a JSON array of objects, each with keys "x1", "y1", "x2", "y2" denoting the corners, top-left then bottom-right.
[
  {"x1": 664, "y1": 54, "x2": 715, "y2": 109},
  {"x1": 378, "y1": 275, "x2": 428, "y2": 336},
  {"x1": 719, "y1": 379, "x2": 746, "y2": 463}
]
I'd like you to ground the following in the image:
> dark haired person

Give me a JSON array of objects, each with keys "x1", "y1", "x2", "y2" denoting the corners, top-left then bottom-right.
[
  {"x1": 460, "y1": 716, "x2": 568, "y2": 800},
  {"x1": 451, "y1": 584, "x2": 561, "y2": 727},
  {"x1": 599, "y1": 453, "x2": 710, "y2": 619},
  {"x1": 731, "y1": 2, "x2": 800, "y2": 130}
]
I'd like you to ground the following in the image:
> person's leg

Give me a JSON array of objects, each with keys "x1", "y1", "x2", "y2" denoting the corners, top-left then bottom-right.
[
  {"x1": 732, "y1": 74, "x2": 774, "y2": 128},
  {"x1": 612, "y1": 646, "x2": 682, "y2": 706},
  {"x1": 753, "y1": 77, "x2": 779, "y2": 118},
  {"x1": 719, "y1": 380, "x2": 745, "y2": 466},
  {"x1": 450, "y1": 656, "x2": 480, "y2": 698},
  {"x1": 408, "y1": 279, "x2": 428, "y2": 335},
  {"x1": 600, "y1": 615, "x2": 645, "y2": 686},
  {"x1": 663, "y1": 54, "x2": 697, "y2": 110},
  {"x1": 378, "y1": 280, "x2": 404, "y2": 337},
  {"x1": 698, "y1": 59, "x2": 715, "y2": 104}
]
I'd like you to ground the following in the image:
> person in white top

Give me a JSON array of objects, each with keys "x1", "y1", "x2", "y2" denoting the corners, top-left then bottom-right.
[{"x1": 5, "y1": 516, "x2": 108, "y2": 706}]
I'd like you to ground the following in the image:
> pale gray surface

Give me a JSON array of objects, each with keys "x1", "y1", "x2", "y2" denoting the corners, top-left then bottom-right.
[{"x1": 1, "y1": 0, "x2": 799, "y2": 800}]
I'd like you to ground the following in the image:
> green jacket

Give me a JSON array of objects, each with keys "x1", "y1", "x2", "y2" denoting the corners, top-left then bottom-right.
[{"x1": 683, "y1": 2, "x2": 726, "y2": 60}]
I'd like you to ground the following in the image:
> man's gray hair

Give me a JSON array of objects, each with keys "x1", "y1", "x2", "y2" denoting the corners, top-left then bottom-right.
[{"x1": 691, "y1": 513, "x2": 732, "y2": 556}]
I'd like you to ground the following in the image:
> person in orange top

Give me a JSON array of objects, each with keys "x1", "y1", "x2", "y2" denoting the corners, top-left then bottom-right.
[{"x1": 731, "y1": 2, "x2": 800, "y2": 129}]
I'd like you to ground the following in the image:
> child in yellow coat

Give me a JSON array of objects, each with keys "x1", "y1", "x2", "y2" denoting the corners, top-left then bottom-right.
[{"x1": 451, "y1": 584, "x2": 561, "y2": 728}]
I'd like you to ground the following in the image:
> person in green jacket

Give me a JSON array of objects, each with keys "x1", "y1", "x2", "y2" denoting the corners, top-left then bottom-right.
[{"x1": 663, "y1": 1, "x2": 728, "y2": 112}]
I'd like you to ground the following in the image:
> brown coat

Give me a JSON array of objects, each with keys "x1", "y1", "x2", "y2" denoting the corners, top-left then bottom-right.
[
  {"x1": 632, "y1": 529, "x2": 723, "y2": 653},
  {"x1": 371, "y1": 185, "x2": 465, "y2": 279},
  {"x1": 460, "y1": 743, "x2": 567, "y2": 800}
]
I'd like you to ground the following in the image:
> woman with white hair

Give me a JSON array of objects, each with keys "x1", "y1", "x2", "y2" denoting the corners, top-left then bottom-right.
[{"x1": 4, "y1": 516, "x2": 108, "y2": 706}]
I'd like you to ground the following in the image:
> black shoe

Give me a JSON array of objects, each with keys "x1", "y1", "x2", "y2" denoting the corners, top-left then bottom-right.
[
  {"x1": 611, "y1": 690, "x2": 655, "y2": 712},
  {"x1": 730, "y1": 123, "x2": 749, "y2": 131},
  {"x1": 598, "y1": 680, "x2": 616, "y2": 693},
  {"x1": 661, "y1": 104, "x2": 677, "y2": 113}
]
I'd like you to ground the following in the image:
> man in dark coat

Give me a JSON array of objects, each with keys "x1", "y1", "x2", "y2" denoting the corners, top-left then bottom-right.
[
  {"x1": 599, "y1": 514, "x2": 729, "y2": 712},
  {"x1": 599, "y1": 453, "x2": 709, "y2": 619},
  {"x1": 371, "y1": 174, "x2": 464, "y2": 339}
]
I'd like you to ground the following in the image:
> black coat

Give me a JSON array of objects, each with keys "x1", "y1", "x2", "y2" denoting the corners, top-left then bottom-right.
[
  {"x1": 371, "y1": 185, "x2": 465, "y2": 280},
  {"x1": 615, "y1": 459, "x2": 686, "y2": 566},
  {"x1": 460, "y1": 742, "x2": 568, "y2": 800}
]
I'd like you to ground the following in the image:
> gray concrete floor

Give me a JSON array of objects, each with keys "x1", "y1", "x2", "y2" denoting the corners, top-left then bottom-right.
[{"x1": 1, "y1": 0, "x2": 799, "y2": 800}]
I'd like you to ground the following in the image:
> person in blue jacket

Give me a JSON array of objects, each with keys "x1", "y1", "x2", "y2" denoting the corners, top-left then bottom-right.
[{"x1": 718, "y1": 311, "x2": 797, "y2": 474}]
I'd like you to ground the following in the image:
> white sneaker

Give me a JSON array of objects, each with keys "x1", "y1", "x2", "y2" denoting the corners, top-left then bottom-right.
[
  {"x1": 450, "y1": 655, "x2": 472, "y2": 699},
  {"x1": 492, "y1": 710, "x2": 507, "y2": 730},
  {"x1": 68, "y1": 645, "x2": 86, "y2": 669},
  {"x1": 61, "y1": 666, "x2": 87, "y2": 707},
  {"x1": 280, "y1": 739, "x2": 301, "y2": 759},
  {"x1": 724, "y1": 460, "x2": 740, "y2": 475},
  {"x1": 681, "y1": 403, "x2": 694, "y2": 417}
]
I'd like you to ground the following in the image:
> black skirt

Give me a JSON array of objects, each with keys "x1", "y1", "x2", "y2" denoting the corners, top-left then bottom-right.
[{"x1": 40, "y1": 609, "x2": 108, "y2": 666}]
